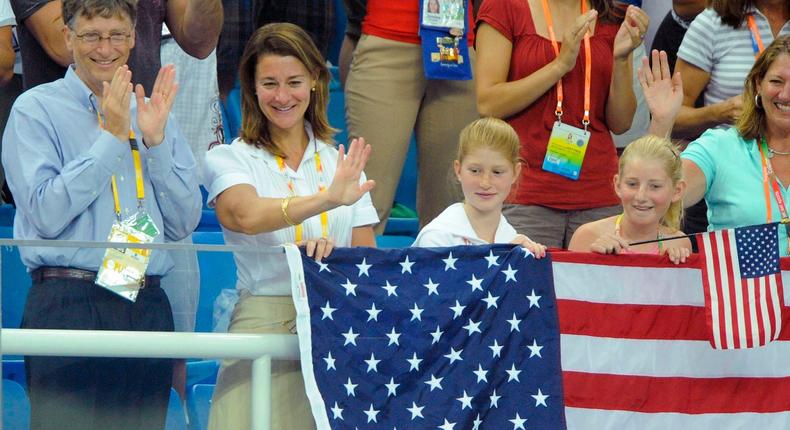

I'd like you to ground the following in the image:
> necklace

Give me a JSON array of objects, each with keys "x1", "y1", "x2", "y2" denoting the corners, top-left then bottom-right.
[
  {"x1": 769, "y1": 146, "x2": 790, "y2": 157},
  {"x1": 615, "y1": 214, "x2": 663, "y2": 253}
]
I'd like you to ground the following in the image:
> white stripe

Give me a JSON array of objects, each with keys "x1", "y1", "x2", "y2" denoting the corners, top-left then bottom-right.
[
  {"x1": 727, "y1": 236, "x2": 747, "y2": 349},
  {"x1": 770, "y1": 275, "x2": 782, "y2": 341},
  {"x1": 702, "y1": 233, "x2": 722, "y2": 349},
  {"x1": 760, "y1": 278, "x2": 772, "y2": 346},
  {"x1": 716, "y1": 230, "x2": 735, "y2": 349},
  {"x1": 553, "y1": 263, "x2": 790, "y2": 306},
  {"x1": 747, "y1": 278, "x2": 760, "y2": 348},
  {"x1": 560, "y1": 334, "x2": 790, "y2": 378},
  {"x1": 553, "y1": 263, "x2": 703, "y2": 305},
  {"x1": 565, "y1": 408, "x2": 790, "y2": 430}
]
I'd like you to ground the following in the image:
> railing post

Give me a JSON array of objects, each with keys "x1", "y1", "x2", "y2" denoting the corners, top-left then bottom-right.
[{"x1": 251, "y1": 354, "x2": 272, "y2": 430}]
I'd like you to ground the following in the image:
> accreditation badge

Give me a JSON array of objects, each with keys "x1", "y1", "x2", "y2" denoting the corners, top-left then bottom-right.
[
  {"x1": 542, "y1": 121, "x2": 591, "y2": 181},
  {"x1": 96, "y1": 211, "x2": 160, "y2": 301},
  {"x1": 419, "y1": 0, "x2": 472, "y2": 81}
]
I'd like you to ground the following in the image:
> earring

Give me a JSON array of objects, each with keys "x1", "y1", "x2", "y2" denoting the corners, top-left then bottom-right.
[
  {"x1": 755, "y1": 93, "x2": 763, "y2": 109},
  {"x1": 311, "y1": 87, "x2": 316, "y2": 92}
]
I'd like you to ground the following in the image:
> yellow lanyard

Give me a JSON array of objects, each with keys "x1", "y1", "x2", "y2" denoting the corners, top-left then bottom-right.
[
  {"x1": 276, "y1": 148, "x2": 329, "y2": 242},
  {"x1": 96, "y1": 111, "x2": 145, "y2": 220}
]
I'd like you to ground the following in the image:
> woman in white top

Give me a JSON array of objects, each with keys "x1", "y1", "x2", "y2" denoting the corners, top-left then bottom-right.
[
  {"x1": 203, "y1": 23, "x2": 378, "y2": 430},
  {"x1": 413, "y1": 117, "x2": 546, "y2": 257}
]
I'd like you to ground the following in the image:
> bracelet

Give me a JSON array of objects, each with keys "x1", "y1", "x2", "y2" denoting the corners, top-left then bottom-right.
[{"x1": 281, "y1": 196, "x2": 297, "y2": 226}]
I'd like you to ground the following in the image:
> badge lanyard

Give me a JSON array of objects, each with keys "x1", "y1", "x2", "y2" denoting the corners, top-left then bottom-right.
[
  {"x1": 541, "y1": 0, "x2": 592, "y2": 130},
  {"x1": 758, "y1": 138, "x2": 790, "y2": 252},
  {"x1": 275, "y1": 143, "x2": 329, "y2": 243},
  {"x1": 747, "y1": 14, "x2": 765, "y2": 57},
  {"x1": 96, "y1": 111, "x2": 146, "y2": 218}
]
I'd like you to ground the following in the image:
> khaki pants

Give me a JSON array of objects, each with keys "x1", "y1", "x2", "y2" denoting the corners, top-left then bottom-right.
[
  {"x1": 345, "y1": 34, "x2": 479, "y2": 232},
  {"x1": 208, "y1": 293, "x2": 315, "y2": 430}
]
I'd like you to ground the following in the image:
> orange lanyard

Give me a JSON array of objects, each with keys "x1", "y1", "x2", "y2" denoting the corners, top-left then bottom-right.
[
  {"x1": 540, "y1": 0, "x2": 592, "y2": 129},
  {"x1": 276, "y1": 146, "x2": 329, "y2": 242},
  {"x1": 96, "y1": 111, "x2": 145, "y2": 220},
  {"x1": 746, "y1": 14, "x2": 765, "y2": 57},
  {"x1": 758, "y1": 138, "x2": 789, "y2": 223}
]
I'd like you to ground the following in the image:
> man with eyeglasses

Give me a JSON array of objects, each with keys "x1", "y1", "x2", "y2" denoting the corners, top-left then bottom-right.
[
  {"x1": 10, "y1": 0, "x2": 222, "y2": 91},
  {"x1": 1, "y1": 1, "x2": 201, "y2": 429}
]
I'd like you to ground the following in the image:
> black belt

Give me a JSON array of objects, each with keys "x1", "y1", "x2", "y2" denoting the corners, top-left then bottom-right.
[{"x1": 31, "y1": 267, "x2": 160, "y2": 288}]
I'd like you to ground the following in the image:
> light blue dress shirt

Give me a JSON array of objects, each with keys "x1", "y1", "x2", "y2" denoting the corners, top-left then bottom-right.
[{"x1": 2, "y1": 67, "x2": 202, "y2": 274}]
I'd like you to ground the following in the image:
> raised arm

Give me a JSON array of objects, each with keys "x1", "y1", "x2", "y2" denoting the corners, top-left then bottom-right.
[
  {"x1": 681, "y1": 158, "x2": 707, "y2": 209},
  {"x1": 215, "y1": 138, "x2": 376, "y2": 235},
  {"x1": 475, "y1": 11, "x2": 596, "y2": 119},
  {"x1": 638, "y1": 49, "x2": 683, "y2": 138},
  {"x1": 165, "y1": 0, "x2": 222, "y2": 59},
  {"x1": 21, "y1": 1, "x2": 71, "y2": 66},
  {"x1": 0, "y1": 25, "x2": 14, "y2": 85},
  {"x1": 605, "y1": 5, "x2": 648, "y2": 134},
  {"x1": 672, "y1": 59, "x2": 742, "y2": 138}
]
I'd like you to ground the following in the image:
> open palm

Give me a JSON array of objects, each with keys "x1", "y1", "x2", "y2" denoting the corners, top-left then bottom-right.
[{"x1": 136, "y1": 65, "x2": 178, "y2": 147}]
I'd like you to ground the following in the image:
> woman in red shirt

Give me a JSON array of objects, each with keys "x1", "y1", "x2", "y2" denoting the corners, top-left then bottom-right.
[{"x1": 475, "y1": 0, "x2": 648, "y2": 248}]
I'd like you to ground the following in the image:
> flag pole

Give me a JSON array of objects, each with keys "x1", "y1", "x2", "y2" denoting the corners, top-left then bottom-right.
[{"x1": 626, "y1": 219, "x2": 790, "y2": 247}]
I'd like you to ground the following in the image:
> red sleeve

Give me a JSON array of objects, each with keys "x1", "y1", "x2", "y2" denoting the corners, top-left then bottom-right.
[{"x1": 476, "y1": 0, "x2": 518, "y2": 43}]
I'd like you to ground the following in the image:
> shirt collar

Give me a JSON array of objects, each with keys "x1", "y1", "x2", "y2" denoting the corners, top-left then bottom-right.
[{"x1": 62, "y1": 65, "x2": 139, "y2": 115}]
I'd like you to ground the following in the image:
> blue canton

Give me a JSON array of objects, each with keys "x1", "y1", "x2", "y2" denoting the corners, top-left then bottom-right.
[{"x1": 736, "y1": 223, "x2": 780, "y2": 278}]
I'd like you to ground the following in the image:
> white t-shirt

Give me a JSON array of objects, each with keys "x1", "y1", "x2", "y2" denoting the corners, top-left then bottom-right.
[
  {"x1": 412, "y1": 203, "x2": 518, "y2": 247},
  {"x1": 204, "y1": 126, "x2": 379, "y2": 295}
]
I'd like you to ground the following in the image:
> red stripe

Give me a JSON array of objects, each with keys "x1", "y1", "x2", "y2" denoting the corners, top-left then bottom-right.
[
  {"x1": 557, "y1": 299, "x2": 790, "y2": 341},
  {"x1": 741, "y1": 278, "x2": 754, "y2": 348},
  {"x1": 765, "y1": 275, "x2": 784, "y2": 339},
  {"x1": 550, "y1": 251, "x2": 701, "y2": 268},
  {"x1": 710, "y1": 231, "x2": 730, "y2": 348},
  {"x1": 697, "y1": 234, "x2": 717, "y2": 347},
  {"x1": 563, "y1": 371, "x2": 790, "y2": 413}
]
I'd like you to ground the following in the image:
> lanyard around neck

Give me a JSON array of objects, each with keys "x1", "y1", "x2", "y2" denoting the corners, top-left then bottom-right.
[
  {"x1": 540, "y1": 0, "x2": 592, "y2": 129},
  {"x1": 758, "y1": 137, "x2": 789, "y2": 222},
  {"x1": 747, "y1": 14, "x2": 765, "y2": 57},
  {"x1": 276, "y1": 146, "x2": 329, "y2": 242},
  {"x1": 96, "y1": 110, "x2": 145, "y2": 220}
]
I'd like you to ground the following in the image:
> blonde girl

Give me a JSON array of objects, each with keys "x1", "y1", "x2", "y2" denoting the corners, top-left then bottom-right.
[
  {"x1": 412, "y1": 118, "x2": 547, "y2": 257},
  {"x1": 568, "y1": 135, "x2": 692, "y2": 263}
]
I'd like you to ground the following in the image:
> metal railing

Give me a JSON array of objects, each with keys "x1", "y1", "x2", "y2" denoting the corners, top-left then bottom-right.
[{"x1": 1, "y1": 238, "x2": 295, "y2": 430}]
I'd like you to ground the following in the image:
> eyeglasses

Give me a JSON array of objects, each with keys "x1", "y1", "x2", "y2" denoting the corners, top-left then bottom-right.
[{"x1": 74, "y1": 32, "x2": 131, "y2": 46}]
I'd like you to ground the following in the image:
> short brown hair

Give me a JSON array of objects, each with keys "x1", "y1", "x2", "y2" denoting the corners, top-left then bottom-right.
[
  {"x1": 62, "y1": 0, "x2": 137, "y2": 29},
  {"x1": 736, "y1": 35, "x2": 790, "y2": 141},
  {"x1": 238, "y1": 23, "x2": 335, "y2": 157}
]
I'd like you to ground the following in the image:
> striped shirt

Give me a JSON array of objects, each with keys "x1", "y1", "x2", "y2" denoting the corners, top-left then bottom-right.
[{"x1": 677, "y1": 7, "x2": 790, "y2": 112}]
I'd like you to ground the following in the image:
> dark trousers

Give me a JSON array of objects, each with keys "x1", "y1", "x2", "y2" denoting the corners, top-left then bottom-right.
[{"x1": 21, "y1": 276, "x2": 174, "y2": 430}]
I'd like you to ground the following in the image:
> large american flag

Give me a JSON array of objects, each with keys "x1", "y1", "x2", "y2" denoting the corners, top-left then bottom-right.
[
  {"x1": 289, "y1": 247, "x2": 790, "y2": 429},
  {"x1": 696, "y1": 223, "x2": 785, "y2": 349},
  {"x1": 553, "y1": 251, "x2": 790, "y2": 428},
  {"x1": 290, "y1": 244, "x2": 566, "y2": 429}
]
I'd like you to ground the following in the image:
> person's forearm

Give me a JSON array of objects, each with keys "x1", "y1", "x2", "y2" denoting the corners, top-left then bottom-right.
[
  {"x1": 606, "y1": 57, "x2": 636, "y2": 134},
  {"x1": 173, "y1": 0, "x2": 223, "y2": 59},
  {"x1": 0, "y1": 28, "x2": 15, "y2": 86},
  {"x1": 477, "y1": 60, "x2": 568, "y2": 119},
  {"x1": 673, "y1": 104, "x2": 728, "y2": 139}
]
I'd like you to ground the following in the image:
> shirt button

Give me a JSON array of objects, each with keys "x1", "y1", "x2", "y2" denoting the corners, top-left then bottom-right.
[{"x1": 119, "y1": 176, "x2": 125, "y2": 182}]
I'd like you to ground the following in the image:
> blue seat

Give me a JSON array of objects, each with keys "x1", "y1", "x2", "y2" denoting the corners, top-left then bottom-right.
[
  {"x1": 223, "y1": 84, "x2": 242, "y2": 141},
  {"x1": 2, "y1": 360, "x2": 25, "y2": 390},
  {"x1": 327, "y1": 66, "x2": 348, "y2": 146},
  {"x1": 192, "y1": 231, "x2": 237, "y2": 333},
  {"x1": 186, "y1": 360, "x2": 219, "y2": 387},
  {"x1": 186, "y1": 383, "x2": 215, "y2": 430},
  {"x1": 3, "y1": 379, "x2": 30, "y2": 430},
  {"x1": 376, "y1": 235, "x2": 415, "y2": 248},
  {"x1": 196, "y1": 209, "x2": 221, "y2": 232},
  {"x1": 1, "y1": 226, "x2": 32, "y2": 332},
  {"x1": 166, "y1": 387, "x2": 188, "y2": 430}
]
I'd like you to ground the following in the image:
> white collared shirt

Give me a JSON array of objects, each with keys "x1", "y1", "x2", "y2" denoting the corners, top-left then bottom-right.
[{"x1": 204, "y1": 125, "x2": 379, "y2": 295}]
